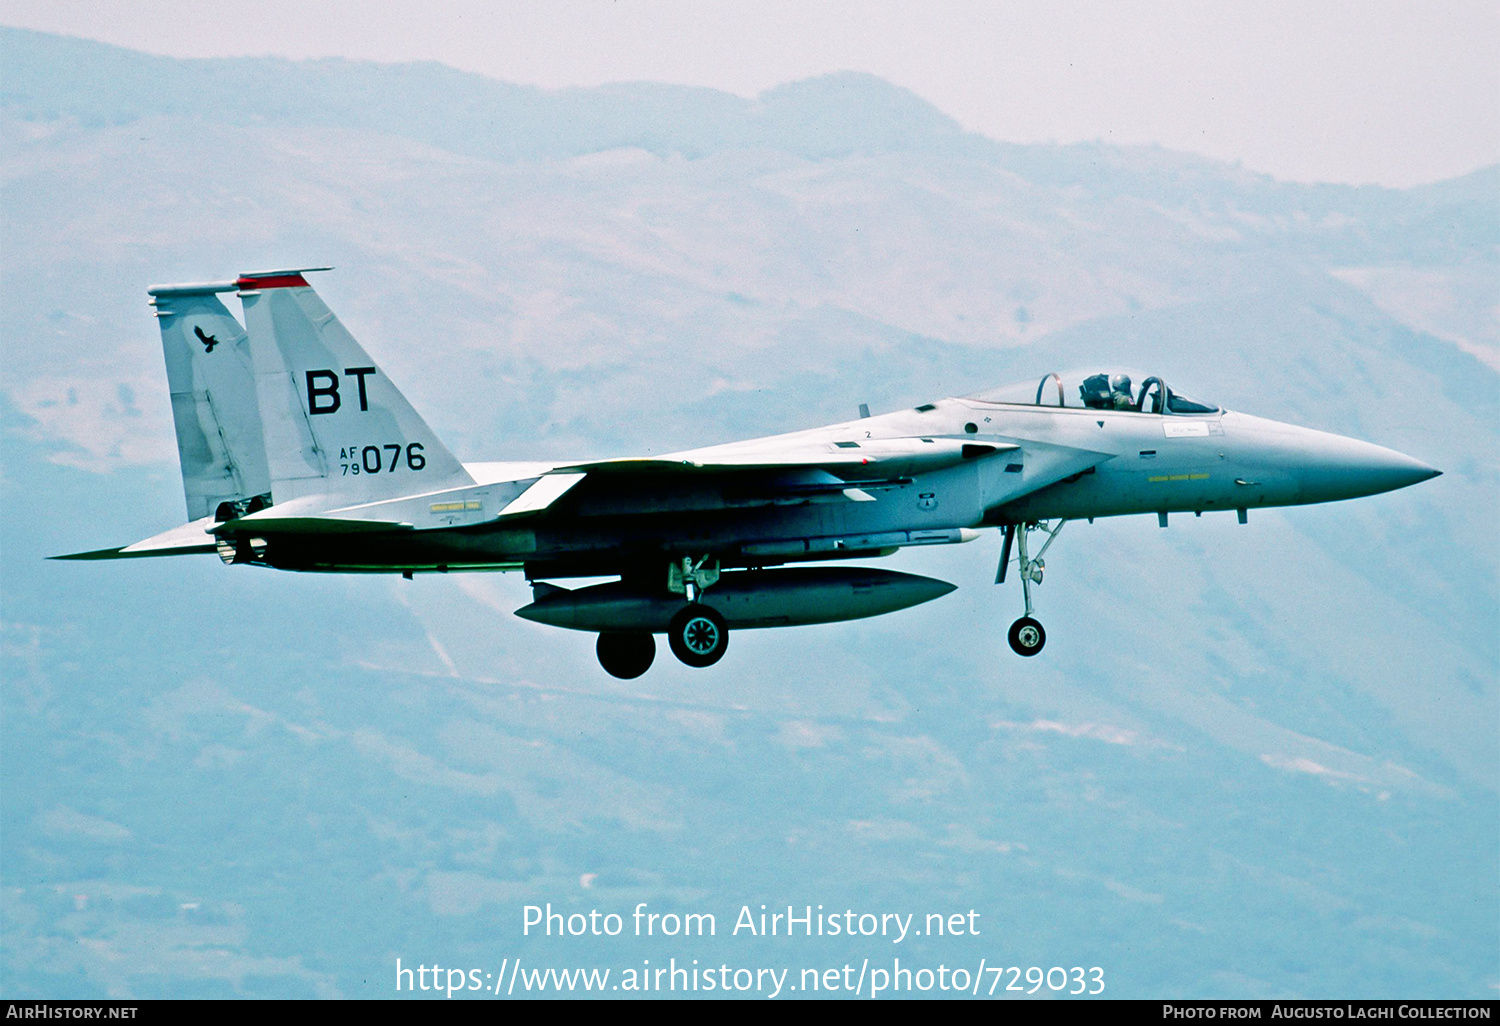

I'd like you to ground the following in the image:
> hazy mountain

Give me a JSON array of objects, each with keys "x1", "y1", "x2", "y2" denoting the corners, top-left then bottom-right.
[{"x1": 2, "y1": 27, "x2": 1496, "y2": 998}]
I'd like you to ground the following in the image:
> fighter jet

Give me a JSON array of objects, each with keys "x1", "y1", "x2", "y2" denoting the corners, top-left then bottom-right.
[{"x1": 54, "y1": 269, "x2": 1441, "y2": 678}]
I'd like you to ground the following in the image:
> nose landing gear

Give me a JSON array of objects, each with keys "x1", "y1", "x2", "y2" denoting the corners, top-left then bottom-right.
[{"x1": 997, "y1": 520, "x2": 1066, "y2": 656}]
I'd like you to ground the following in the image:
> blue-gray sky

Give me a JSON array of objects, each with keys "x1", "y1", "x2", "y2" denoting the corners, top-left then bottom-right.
[{"x1": 1, "y1": 0, "x2": 1495, "y2": 188}]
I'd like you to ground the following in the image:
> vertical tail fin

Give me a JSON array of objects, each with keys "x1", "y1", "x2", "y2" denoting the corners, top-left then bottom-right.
[
  {"x1": 149, "y1": 281, "x2": 274, "y2": 521},
  {"x1": 235, "y1": 269, "x2": 473, "y2": 506}
]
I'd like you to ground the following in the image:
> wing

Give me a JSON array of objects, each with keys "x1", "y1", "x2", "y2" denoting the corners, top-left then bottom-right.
[
  {"x1": 492, "y1": 436, "x2": 1114, "y2": 523},
  {"x1": 441, "y1": 438, "x2": 1025, "y2": 522},
  {"x1": 550, "y1": 436, "x2": 1017, "y2": 478}
]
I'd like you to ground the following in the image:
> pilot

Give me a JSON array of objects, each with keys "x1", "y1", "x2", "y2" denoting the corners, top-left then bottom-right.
[{"x1": 1109, "y1": 374, "x2": 1134, "y2": 411}]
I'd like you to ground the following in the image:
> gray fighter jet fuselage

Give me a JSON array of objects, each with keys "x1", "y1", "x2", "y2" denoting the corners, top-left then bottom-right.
[{"x1": 56, "y1": 270, "x2": 1440, "y2": 677}]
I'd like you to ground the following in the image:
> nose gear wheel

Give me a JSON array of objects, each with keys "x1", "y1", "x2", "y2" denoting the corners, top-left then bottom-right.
[{"x1": 1008, "y1": 616, "x2": 1046, "y2": 656}]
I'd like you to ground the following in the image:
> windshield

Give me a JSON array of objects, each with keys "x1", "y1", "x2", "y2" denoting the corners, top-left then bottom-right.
[{"x1": 969, "y1": 369, "x2": 1219, "y2": 414}]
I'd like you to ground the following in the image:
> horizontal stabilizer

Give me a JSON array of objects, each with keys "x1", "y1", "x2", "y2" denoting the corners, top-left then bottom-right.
[
  {"x1": 51, "y1": 518, "x2": 219, "y2": 560},
  {"x1": 51, "y1": 544, "x2": 215, "y2": 561}
]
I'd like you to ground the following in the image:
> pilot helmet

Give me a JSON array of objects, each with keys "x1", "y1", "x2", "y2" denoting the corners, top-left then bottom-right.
[{"x1": 1109, "y1": 373, "x2": 1132, "y2": 394}]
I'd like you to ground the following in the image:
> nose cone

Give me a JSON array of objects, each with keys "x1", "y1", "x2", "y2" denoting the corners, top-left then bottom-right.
[
  {"x1": 1282, "y1": 425, "x2": 1439, "y2": 504},
  {"x1": 1221, "y1": 412, "x2": 1440, "y2": 506},
  {"x1": 1359, "y1": 448, "x2": 1441, "y2": 493}
]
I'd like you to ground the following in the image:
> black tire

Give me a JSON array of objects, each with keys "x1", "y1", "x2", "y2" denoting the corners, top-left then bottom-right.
[
  {"x1": 1008, "y1": 616, "x2": 1046, "y2": 657},
  {"x1": 667, "y1": 604, "x2": 729, "y2": 668},
  {"x1": 596, "y1": 632, "x2": 656, "y2": 679}
]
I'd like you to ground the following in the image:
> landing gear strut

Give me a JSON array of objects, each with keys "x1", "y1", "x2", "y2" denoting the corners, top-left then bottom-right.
[
  {"x1": 668, "y1": 555, "x2": 720, "y2": 601},
  {"x1": 998, "y1": 520, "x2": 1066, "y2": 656},
  {"x1": 664, "y1": 556, "x2": 729, "y2": 667}
]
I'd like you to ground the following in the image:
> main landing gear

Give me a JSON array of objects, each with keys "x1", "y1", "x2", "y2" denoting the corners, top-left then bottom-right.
[
  {"x1": 667, "y1": 604, "x2": 728, "y2": 668},
  {"x1": 593, "y1": 556, "x2": 729, "y2": 677},
  {"x1": 665, "y1": 555, "x2": 728, "y2": 668},
  {"x1": 997, "y1": 520, "x2": 1066, "y2": 656}
]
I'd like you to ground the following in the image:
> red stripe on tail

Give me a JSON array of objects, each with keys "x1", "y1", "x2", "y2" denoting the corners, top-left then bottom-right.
[{"x1": 236, "y1": 274, "x2": 308, "y2": 290}]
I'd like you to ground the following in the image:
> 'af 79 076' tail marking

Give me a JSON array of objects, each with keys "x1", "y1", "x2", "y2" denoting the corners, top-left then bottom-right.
[{"x1": 339, "y1": 444, "x2": 426, "y2": 475}]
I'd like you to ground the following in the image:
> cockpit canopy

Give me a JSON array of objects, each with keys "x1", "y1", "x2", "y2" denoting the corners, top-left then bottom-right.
[{"x1": 971, "y1": 369, "x2": 1219, "y2": 415}]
